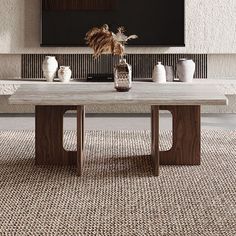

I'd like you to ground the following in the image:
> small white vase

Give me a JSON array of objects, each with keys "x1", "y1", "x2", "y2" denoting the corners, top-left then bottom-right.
[
  {"x1": 176, "y1": 58, "x2": 195, "y2": 82},
  {"x1": 42, "y1": 56, "x2": 58, "y2": 82},
  {"x1": 152, "y1": 62, "x2": 166, "y2": 83},
  {"x1": 58, "y1": 66, "x2": 72, "y2": 83}
]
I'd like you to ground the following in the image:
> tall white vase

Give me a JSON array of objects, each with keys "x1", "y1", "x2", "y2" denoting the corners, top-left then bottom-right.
[
  {"x1": 42, "y1": 56, "x2": 58, "y2": 82},
  {"x1": 176, "y1": 58, "x2": 195, "y2": 82},
  {"x1": 152, "y1": 62, "x2": 166, "y2": 83}
]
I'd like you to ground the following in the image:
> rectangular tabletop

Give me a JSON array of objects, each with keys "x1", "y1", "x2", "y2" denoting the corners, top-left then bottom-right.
[{"x1": 9, "y1": 82, "x2": 228, "y2": 106}]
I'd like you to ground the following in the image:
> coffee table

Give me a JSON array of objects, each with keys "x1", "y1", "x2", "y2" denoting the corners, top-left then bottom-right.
[{"x1": 9, "y1": 82, "x2": 227, "y2": 176}]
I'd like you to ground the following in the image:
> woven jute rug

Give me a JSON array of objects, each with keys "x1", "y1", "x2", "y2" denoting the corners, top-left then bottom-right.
[{"x1": 0, "y1": 130, "x2": 235, "y2": 235}]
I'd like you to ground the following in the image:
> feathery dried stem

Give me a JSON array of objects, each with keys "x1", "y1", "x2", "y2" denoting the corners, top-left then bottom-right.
[{"x1": 85, "y1": 24, "x2": 138, "y2": 58}]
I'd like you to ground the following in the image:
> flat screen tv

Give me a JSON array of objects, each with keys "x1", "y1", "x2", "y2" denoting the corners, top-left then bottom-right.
[{"x1": 41, "y1": 0, "x2": 185, "y2": 47}]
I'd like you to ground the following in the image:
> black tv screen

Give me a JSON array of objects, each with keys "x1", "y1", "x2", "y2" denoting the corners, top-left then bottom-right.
[{"x1": 41, "y1": 0, "x2": 185, "y2": 46}]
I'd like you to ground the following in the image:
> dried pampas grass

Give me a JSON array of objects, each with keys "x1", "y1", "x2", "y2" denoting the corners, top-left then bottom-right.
[{"x1": 85, "y1": 24, "x2": 138, "y2": 58}]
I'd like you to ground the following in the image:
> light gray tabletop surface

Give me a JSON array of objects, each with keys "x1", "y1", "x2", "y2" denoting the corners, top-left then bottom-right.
[{"x1": 9, "y1": 82, "x2": 228, "y2": 106}]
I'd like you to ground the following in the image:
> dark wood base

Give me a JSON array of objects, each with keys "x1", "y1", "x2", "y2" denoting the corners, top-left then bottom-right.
[
  {"x1": 35, "y1": 105, "x2": 85, "y2": 176},
  {"x1": 35, "y1": 105, "x2": 200, "y2": 177},
  {"x1": 151, "y1": 105, "x2": 201, "y2": 176}
]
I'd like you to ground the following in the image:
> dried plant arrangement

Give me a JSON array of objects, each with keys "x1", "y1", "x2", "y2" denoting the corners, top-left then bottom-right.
[{"x1": 85, "y1": 24, "x2": 138, "y2": 58}]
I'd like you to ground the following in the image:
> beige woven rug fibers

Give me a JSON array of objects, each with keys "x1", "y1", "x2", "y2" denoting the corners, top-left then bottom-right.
[{"x1": 0, "y1": 130, "x2": 236, "y2": 235}]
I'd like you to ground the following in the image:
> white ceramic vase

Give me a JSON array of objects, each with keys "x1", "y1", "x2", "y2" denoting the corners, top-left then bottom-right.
[
  {"x1": 176, "y1": 58, "x2": 195, "y2": 82},
  {"x1": 42, "y1": 56, "x2": 58, "y2": 82},
  {"x1": 58, "y1": 66, "x2": 72, "y2": 83},
  {"x1": 152, "y1": 62, "x2": 166, "y2": 83}
]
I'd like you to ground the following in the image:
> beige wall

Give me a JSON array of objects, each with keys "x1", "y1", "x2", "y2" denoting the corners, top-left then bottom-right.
[
  {"x1": 0, "y1": 55, "x2": 21, "y2": 78},
  {"x1": 0, "y1": 0, "x2": 235, "y2": 54},
  {"x1": 208, "y1": 55, "x2": 236, "y2": 79}
]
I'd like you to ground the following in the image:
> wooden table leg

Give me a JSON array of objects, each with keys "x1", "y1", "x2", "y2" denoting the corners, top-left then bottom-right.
[
  {"x1": 35, "y1": 106, "x2": 77, "y2": 165},
  {"x1": 35, "y1": 105, "x2": 85, "y2": 176},
  {"x1": 159, "y1": 105, "x2": 201, "y2": 165},
  {"x1": 151, "y1": 105, "x2": 201, "y2": 176},
  {"x1": 151, "y1": 106, "x2": 160, "y2": 176},
  {"x1": 77, "y1": 106, "x2": 85, "y2": 176}
]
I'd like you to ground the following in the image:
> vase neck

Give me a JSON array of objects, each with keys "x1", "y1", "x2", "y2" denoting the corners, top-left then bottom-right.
[{"x1": 119, "y1": 57, "x2": 127, "y2": 64}]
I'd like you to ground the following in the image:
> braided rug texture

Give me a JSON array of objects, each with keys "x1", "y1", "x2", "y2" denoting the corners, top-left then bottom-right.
[{"x1": 0, "y1": 130, "x2": 235, "y2": 235}]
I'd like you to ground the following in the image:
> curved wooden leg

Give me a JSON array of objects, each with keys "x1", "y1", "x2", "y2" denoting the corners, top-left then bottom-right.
[
  {"x1": 160, "y1": 105, "x2": 201, "y2": 165},
  {"x1": 151, "y1": 105, "x2": 201, "y2": 176},
  {"x1": 35, "y1": 106, "x2": 77, "y2": 165},
  {"x1": 35, "y1": 105, "x2": 86, "y2": 177}
]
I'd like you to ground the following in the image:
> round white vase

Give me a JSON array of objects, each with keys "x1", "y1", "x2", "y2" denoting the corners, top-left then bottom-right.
[
  {"x1": 176, "y1": 58, "x2": 195, "y2": 82},
  {"x1": 152, "y1": 62, "x2": 166, "y2": 83},
  {"x1": 42, "y1": 56, "x2": 58, "y2": 82},
  {"x1": 58, "y1": 66, "x2": 72, "y2": 83}
]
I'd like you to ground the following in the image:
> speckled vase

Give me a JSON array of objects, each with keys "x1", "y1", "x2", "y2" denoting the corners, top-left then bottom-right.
[
  {"x1": 114, "y1": 58, "x2": 132, "y2": 92},
  {"x1": 58, "y1": 66, "x2": 72, "y2": 83},
  {"x1": 42, "y1": 56, "x2": 58, "y2": 82}
]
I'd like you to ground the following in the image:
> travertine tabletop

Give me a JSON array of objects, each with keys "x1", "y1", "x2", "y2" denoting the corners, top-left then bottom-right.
[{"x1": 9, "y1": 82, "x2": 227, "y2": 106}]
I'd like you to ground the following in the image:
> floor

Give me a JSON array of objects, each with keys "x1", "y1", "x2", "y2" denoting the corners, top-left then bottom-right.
[{"x1": 0, "y1": 114, "x2": 236, "y2": 131}]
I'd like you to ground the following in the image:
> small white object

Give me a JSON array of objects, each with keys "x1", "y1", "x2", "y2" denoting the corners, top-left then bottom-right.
[
  {"x1": 177, "y1": 58, "x2": 196, "y2": 82},
  {"x1": 165, "y1": 66, "x2": 175, "y2": 82},
  {"x1": 42, "y1": 56, "x2": 58, "y2": 82},
  {"x1": 152, "y1": 62, "x2": 166, "y2": 83},
  {"x1": 58, "y1": 66, "x2": 72, "y2": 83}
]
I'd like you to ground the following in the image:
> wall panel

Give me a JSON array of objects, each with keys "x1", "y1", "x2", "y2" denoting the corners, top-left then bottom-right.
[{"x1": 22, "y1": 54, "x2": 208, "y2": 79}]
